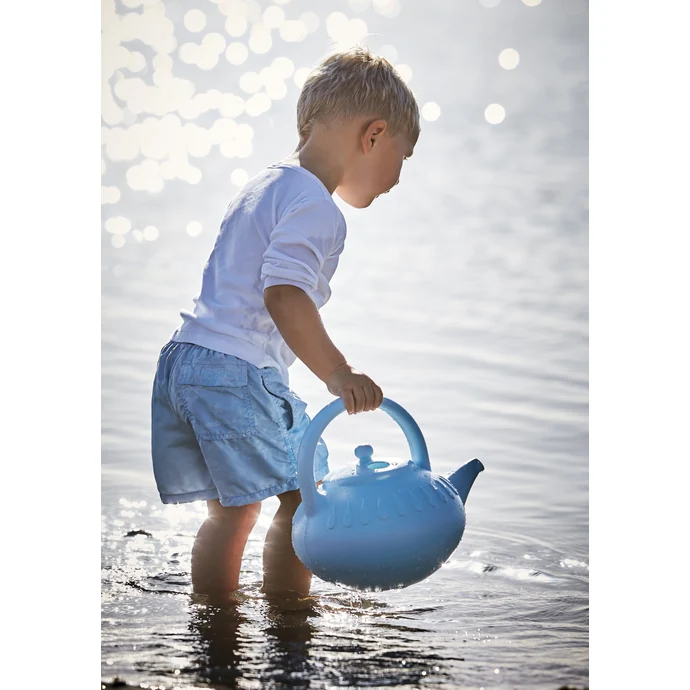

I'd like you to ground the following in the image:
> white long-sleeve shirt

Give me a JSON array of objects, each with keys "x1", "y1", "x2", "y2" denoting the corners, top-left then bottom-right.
[{"x1": 171, "y1": 160, "x2": 348, "y2": 384}]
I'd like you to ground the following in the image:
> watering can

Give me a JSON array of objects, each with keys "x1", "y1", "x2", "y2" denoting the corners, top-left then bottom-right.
[{"x1": 292, "y1": 397, "x2": 484, "y2": 591}]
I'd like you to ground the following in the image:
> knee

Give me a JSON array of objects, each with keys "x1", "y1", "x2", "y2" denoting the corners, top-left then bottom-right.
[{"x1": 207, "y1": 499, "x2": 262, "y2": 526}]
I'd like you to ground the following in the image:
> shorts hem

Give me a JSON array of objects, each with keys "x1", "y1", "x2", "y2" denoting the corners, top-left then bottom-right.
[
  {"x1": 160, "y1": 488, "x2": 219, "y2": 504},
  {"x1": 217, "y1": 462, "x2": 330, "y2": 506},
  {"x1": 159, "y1": 462, "x2": 330, "y2": 508}
]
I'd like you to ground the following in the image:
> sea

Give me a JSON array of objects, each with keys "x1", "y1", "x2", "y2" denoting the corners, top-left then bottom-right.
[{"x1": 102, "y1": 1, "x2": 588, "y2": 688}]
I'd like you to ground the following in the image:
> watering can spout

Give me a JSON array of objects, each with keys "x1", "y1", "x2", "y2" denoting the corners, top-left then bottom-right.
[{"x1": 445, "y1": 458, "x2": 484, "y2": 505}]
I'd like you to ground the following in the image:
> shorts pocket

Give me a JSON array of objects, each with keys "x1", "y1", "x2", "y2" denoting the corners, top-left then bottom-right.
[
  {"x1": 260, "y1": 375, "x2": 308, "y2": 432},
  {"x1": 176, "y1": 360, "x2": 257, "y2": 441}
]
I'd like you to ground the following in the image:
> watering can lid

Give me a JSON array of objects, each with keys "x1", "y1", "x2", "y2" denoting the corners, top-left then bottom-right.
[{"x1": 320, "y1": 444, "x2": 416, "y2": 488}]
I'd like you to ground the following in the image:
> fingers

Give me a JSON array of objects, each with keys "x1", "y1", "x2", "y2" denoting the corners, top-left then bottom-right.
[
  {"x1": 341, "y1": 388, "x2": 355, "y2": 415},
  {"x1": 360, "y1": 380, "x2": 383, "y2": 412},
  {"x1": 333, "y1": 371, "x2": 384, "y2": 415},
  {"x1": 372, "y1": 383, "x2": 383, "y2": 409},
  {"x1": 362, "y1": 382, "x2": 382, "y2": 412},
  {"x1": 351, "y1": 386, "x2": 365, "y2": 414},
  {"x1": 345, "y1": 382, "x2": 384, "y2": 414}
]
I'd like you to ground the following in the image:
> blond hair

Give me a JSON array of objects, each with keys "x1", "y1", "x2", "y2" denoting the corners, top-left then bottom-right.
[{"x1": 296, "y1": 47, "x2": 420, "y2": 145}]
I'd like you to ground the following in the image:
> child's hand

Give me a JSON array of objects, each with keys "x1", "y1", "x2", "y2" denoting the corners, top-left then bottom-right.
[{"x1": 326, "y1": 364, "x2": 384, "y2": 414}]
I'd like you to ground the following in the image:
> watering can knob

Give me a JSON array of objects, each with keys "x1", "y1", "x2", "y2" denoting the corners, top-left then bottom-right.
[{"x1": 354, "y1": 444, "x2": 374, "y2": 465}]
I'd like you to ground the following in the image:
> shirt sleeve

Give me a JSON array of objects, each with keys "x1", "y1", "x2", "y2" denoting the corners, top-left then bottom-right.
[{"x1": 261, "y1": 197, "x2": 341, "y2": 295}]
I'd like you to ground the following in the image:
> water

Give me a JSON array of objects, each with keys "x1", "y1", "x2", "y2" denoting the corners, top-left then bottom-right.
[{"x1": 102, "y1": 1, "x2": 588, "y2": 688}]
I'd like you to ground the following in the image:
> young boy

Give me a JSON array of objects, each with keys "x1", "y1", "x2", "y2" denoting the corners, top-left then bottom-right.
[{"x1": 151, "y1": 47, "x2": 420, "y2": 600}]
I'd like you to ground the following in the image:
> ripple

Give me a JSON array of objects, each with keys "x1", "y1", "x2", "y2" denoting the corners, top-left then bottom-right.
[{"x1": 444, "y1": 557, "x2": 556, "y2": 583}]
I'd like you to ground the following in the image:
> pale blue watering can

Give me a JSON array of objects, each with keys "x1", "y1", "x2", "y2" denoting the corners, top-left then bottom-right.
[{"x1": 292, "y1": 397, "x2": 484, "y2": 591}]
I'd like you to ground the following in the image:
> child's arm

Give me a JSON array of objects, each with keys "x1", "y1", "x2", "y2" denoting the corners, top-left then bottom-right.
[{"x1": 264, "y1": 284, "x2": 383, "y2": 414}]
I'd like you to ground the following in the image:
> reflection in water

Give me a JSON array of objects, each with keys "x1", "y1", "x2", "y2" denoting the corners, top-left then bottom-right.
[
  {"x1": 188, "y1": 590, "x2": 329, "y2": 688},
  {"x1": 187, "y1": 589, "x2": 452, "y2": 688},
  {"x1": 188, "y1": 595, "x2": 254, "y2": 687},
  {"x1": 256, "y1": 594, "x2": 321, "y2": 688}
]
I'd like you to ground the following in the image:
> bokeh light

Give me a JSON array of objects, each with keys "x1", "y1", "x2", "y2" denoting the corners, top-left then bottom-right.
[
  {"x1": 102, "y1": 186, "x2": 122, "y2": 205},
  {"x1": 105, "y1": 216, "x2": 131, "y2": 235},
  {"x1": 263, "y1": 6, "x2": 285, "y2": 29},
  {"x1": 326, "y1": 12, "x2": 368, "y2": 49},
  {"x1": 249, "y1": 24, "x2": 272, "y2": 54},
  {"x1": 231, "y1": 168, "x2": 249, "y2": 187},
  {"x1": 245, "y1": 92, "x2": 272, "y2": 117},
  {"x1": 300, "y1": 11, "x2": 320, "y2": 33},
  {"x1": 127, "y1": 159, "x2": 164, "y2": 192},
  {"x1": 186, "y1": 221, "x2": 203, "y2": 237},
  {"x1": 522, "y1": 0, "x2": 542, "y2": 6},
  {"x1": 218, "y1": 121, "x2": 254, "y2": 158},
  {"x1": 379, "y1": 44, "x2": 398, "y2": 64},
  {"x1": 143, "y1": 225, "x2": 159, "y2": 241},
  {"x1": 194, "y1": 33, "x2": 227, "y2": 69},
  {"x1": 373, "y1": 0, "x2": 401, "y2": 18},
  {"x1": 225, "y1": 41, "x2": 249, "y2": 65},
  {"x1": 225, "y1": 16, "x2": 248, "y2": 38},
  {"x1": 293, "y1": 67, "x2": 312, "y2": 88},
  {"x1": 114, "y1": 3, "x2": 176, "y2": 53},
  {"x1": 183, "y1": 123, "x2": 212, "y2": 158},
  {"x1": 153, "y1": 53, "x2": 173, "y2": 71},
  {"x1": 498, "y1": 48, "x2": 520, "y2": 70},
  {"x1": 271, "y1": 56, "x2": 295, "y2": 79},
  {"x1": 484, "y1": 103, "x2": 506, "y2": 124},
  {"x1": 266, "y1": 80, "x2": 288, "y2": 100},
  {"x1": 279, "y1": 20, "x2": 308, "y2": 42},
  {"x1": 183, "y1": 9, "x2": 206, "y2": 33},
  {"x1": 422, "y1": 102, "x2": 441, "y2": 122},
  {"x1": 395, "y1": 64, "x2": 412, "y2": 83},
  {"x1": 219, "y1": 94, "x2": 245, "y2": 117},
  {"x1": 127, "y1": 51, "x2": 146, "y2": 73},
  {"x1": 237, "y1": 123, "x2": 254, "y2": 142},
  {"x1": 239, "y1": 71, "x2": 262, "y2": 94}
]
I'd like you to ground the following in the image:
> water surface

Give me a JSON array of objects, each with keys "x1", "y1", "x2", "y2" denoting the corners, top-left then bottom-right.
[{"x1": 102, "y1": 1, "x2": 588, "y2": 688}]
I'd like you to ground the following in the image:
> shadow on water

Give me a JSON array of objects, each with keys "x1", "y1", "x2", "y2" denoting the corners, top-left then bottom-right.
[
  {"x1": 191, "y1": 592, "x2": 324, "y2": 688},
  {"x1": 181, "y1": 588, "x2": 453, "y2": 689}
]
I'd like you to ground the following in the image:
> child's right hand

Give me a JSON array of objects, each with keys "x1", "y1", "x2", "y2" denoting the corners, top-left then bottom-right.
[{"x1": 326, "y1": 364, "x2": 384, "y2": 415}]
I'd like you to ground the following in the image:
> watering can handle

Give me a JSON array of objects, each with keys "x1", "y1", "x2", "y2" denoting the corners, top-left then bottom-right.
[{"x1": 297, "y1": 397, "x2": 431, "y2": 518}]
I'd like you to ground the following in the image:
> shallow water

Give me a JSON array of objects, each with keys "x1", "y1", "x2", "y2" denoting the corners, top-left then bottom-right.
[{"x1": 102, "y1": 1, "x2": 588, "y2": 688}]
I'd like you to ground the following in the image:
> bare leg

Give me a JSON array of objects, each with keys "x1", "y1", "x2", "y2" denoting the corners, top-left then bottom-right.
[
  {"x1": 191, "y1": 499, "x2": 262, "y2": 597},
  {"x1": 260, "y1": 483, "x2": 321, "y2": 598}
]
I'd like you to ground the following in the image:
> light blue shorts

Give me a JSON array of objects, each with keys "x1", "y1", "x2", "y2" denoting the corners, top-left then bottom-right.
[{"x1": 151, "y1": 341, "x2": 330, "y2": 507}]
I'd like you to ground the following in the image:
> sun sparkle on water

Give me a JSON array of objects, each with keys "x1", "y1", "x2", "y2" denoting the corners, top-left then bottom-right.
[{"x1": 102, "y1": 0, "x2": 499, "y2": 245}]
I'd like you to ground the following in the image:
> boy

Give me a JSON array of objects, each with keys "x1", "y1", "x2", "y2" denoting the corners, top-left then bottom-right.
[{"x1": 151, "y1": 47, "x2": 420, "y2": 600}]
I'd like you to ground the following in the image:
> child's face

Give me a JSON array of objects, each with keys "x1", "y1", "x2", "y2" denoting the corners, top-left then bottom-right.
[{"x1": 336, "y1": 124, "x2": 417, "y2": 209}]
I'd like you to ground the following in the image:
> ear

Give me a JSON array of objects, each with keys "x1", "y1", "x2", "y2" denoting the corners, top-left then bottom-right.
[{"x1": 361, "y1": 119, "x2": 388, "y2": 153}]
